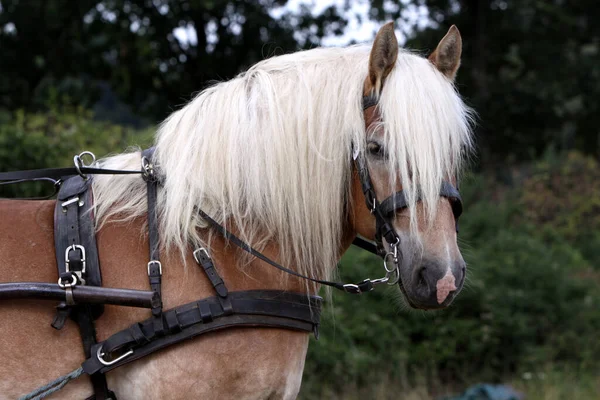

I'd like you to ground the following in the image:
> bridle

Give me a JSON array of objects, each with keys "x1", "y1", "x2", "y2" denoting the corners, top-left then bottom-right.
[
  {"x1": 351, "y1": 95, "x2": 464, "y2": 284},
  {"x1": 0, "y1": 94, "x2": 465, "y2": 400},
  {"x1": 196, "y1": 94, "x2": 464, "y2": 293}
]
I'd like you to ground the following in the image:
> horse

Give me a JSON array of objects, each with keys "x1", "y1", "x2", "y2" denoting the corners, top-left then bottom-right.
[{"x1": 0, "y1": 22, "x2": 474, "y2": 399}]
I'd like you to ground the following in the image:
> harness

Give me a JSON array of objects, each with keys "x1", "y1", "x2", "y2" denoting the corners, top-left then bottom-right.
[{"x1": 0, "y1": 96, "x2": 463, "y2": 399}]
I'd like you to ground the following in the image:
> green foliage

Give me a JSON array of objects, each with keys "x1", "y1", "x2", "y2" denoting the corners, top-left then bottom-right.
[
  {"x1": 3, "y1": 1, "x2": 599, "y2": 161},
  {"x1": 0, "y1": 108, "x2": 153, "y2": 197},
  {"x1": 404, "y1": 0, "x2": 600, "y2": 162},
  {"x1": 512, "y1": 367, "x2": 600, "y2": 400},
  {"x1": 300, "y1": 151, "x2": 600, "y2": 397},
  {"x1": 519, "y1": 151, "x2": 600, "y2": 266}
]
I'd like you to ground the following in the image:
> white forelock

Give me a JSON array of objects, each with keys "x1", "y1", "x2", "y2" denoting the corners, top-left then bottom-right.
[{"x1": 92, "y1": 44, "x2": 474, "y2": 288}]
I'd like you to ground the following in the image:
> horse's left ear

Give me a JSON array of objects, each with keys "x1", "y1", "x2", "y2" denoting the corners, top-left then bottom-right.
[
  {"x1": 367, "y1": 22, "x2": 399, "y2": 95},
  {"x1": 428, "y1": 25, "x2": 462, "y2": 81}
]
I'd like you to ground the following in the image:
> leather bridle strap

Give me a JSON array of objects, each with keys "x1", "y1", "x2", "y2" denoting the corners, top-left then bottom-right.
[
  {"x1": 379, "y1": 180, "x2": 463, "y2": 224},
  {"x1": 197, "y1": 209, "x2": 379, "y2": 294},
  {"x1": 351, "y1": 95, "x2": 464, "y2": 257},
  {"x1": 351, "y1": 236, "x2": 379, "y2": 255},
  {"x1": 353, "y1": 147, "x2": 402, "y2": 253},
  {"x1": 349, "y1": 95, "x2": 402, "y2": 257}
]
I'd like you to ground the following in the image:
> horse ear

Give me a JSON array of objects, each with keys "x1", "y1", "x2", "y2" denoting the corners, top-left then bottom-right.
[
  {"x1": 367, "y1": 22, "x2": 399, "y2": 95},
  {"x1": 428, "y1": 25, "x2": 462, "y2": 81}
]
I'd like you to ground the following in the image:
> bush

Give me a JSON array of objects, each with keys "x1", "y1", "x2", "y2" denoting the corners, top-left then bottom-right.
[
  {"x1": 300, "y1": 152, "x2": 600, "y2": 397},
  {"x1": 0, "y1": 108, "x2": 153, "y2": 198},
  {"x1": 519, "y1": 151, "x2": 600, "y2": 267}
]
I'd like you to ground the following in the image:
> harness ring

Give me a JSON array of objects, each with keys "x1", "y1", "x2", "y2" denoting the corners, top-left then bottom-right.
[
  {"x1": 97, "y1": 345, "x2": 134, "y2": 367},
  {"x1": 73, "y1": 151, "x2": 96, "y2": 180}
]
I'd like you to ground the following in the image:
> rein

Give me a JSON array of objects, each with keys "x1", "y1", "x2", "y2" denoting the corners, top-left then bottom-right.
[{"x1": 1, "y1": 96, "x2": 464, "y2": 400}]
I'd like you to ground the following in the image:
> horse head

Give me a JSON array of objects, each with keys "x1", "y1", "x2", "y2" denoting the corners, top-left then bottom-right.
[{"x1": 349, "y1": 23, "x2": 473, "y2": 310}]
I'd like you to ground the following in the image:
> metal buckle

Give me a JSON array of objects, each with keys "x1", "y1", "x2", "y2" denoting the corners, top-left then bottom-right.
[
  {"x1": 141, "y1": 156, "x2": 154, "y2": 181},
  {"x1": 65, "y1": 244, "x2": 86, "y2": 285},
  {"x1": 73, "y1": 151, "x2": 96, "y2": 180},
  {"x1": 192, "y1": 248, "x2": 210, "y2": 265},
  {"x1": 366, "y1": 191, "x2": 377, "y2": 214},
  {"x1": 65, "y1": 244, "x2": 86, "y2": 273},
  {"x1": 97, "y1": 345, "x2": 134, "y2": 366},
  {"x1": 147, "y1": 260, "x2": 162, "y2": 276},
  {"x1": 383, "y1": 240, "x2": 401, "y2": 285},
  {"x1": 58, "y1": 273, "x2": 78, "y2": 289},
  {"x1": 343, "y1": 284, "x2": 362, "y2": 294}
]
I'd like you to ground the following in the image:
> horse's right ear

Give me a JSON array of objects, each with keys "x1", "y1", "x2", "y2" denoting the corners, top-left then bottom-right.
[{"x1": 366, "y1": 22, "x2": 399, "y2": 95}]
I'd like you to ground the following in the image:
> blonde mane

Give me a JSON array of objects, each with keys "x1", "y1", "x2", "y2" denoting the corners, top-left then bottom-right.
[{"x1": 92, "y1": 45, "x2": 474, "y2": 287}]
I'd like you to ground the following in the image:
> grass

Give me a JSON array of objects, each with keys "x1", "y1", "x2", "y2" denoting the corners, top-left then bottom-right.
[
  {"x1": 510, "y1": 368, "x2": 600, "y2": 400},
  {"x1": 299, "y1": 366, "x2": 600, "y2": 399}
]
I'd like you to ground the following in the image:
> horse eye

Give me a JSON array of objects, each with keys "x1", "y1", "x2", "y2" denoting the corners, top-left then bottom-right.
[{"x1": 367, "y1": 141, "x2": 384, "y2": 157}]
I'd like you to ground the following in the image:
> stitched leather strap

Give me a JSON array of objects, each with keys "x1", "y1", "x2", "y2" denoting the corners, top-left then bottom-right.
[
  {"x1": 146, "y1": 177, "x2": 162, "y2": 317},
  {"x1": 142, "y1": 148, "x2": 164, "y2": 339},
  {"x1": 378, "y1": 180, "x2": 462, "y2": 218},
  {"x1": 82, "y1": 290, "x2": 321, "y2": 375}
]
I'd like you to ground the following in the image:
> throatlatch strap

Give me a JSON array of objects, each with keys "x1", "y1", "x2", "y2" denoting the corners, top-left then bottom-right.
[{"x1": 351, "y1": 237, "x2": 379, "y2": 255}]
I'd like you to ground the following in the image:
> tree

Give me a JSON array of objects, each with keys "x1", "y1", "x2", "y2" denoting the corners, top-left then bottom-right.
[
  {"x1": 2, "y1": 1, "x2": 598, "y2": 162},
  {"x1": 401, "y1": 0, "x2": 600, "y2": 163},
  {"x1": 0, "y1": 0, "x2": 345, "y2": 120}
]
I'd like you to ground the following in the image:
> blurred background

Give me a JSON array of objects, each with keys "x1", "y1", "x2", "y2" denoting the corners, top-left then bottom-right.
[{"x1": 0, "y1": 1, "x2": 598, "y2": 399}]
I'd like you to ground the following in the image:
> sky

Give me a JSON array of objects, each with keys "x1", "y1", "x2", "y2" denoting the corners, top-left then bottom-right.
[
  {"x1": 0, "y1": 0, "x2": 430, "y2": 49},
  {"x1": 173, "y1": 0, "x2": 433, "y2": 50},
  {"x1": 271, "y1": 0, "x2": 427, "y2": 45},
  {"x1": 271, "y1": 0, "x2": 387, "y2": 45}
]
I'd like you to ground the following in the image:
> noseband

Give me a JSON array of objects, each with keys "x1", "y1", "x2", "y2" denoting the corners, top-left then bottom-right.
[{"x1": 351, "y1": 95, "x2": 464, "y2": 282}]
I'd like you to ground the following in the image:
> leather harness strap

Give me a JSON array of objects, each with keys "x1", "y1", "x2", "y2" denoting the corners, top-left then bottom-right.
[
  {"x1": 142, "y1": 149, "x2": 164, "y2": 338},
  {"x1": 82, "y1": 290, "x2": 321, "y2": 375},
  {"x1": 52, "y1": 176, "x2": 115, "y2": 399},
  {"x1": 0, "y1": 166, "x2": 142, "y2": 182},
  {"x1": 194, "y1": 248, "x2": 234, "y2": 314}
]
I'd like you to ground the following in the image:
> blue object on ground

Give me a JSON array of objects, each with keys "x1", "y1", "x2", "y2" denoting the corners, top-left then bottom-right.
[{"x1": 440, "y1": 383, "x2": 524, "y2": 400}]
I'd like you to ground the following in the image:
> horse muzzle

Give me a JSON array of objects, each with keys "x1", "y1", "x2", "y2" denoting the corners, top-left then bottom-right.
[{"x1": 400, "y1": 258, "x2": 466, "y2": 310}]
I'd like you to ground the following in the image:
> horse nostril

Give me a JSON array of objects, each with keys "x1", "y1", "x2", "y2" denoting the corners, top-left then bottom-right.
[
  {"x1": 417, "y1": 267, "x2": 428, "y2": 289},
  {"x1": 460, "y1": 264, "x2": 467, "y2": 284}
]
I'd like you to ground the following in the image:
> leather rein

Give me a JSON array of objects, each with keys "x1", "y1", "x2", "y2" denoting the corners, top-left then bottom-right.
[{"x1": 0, "y1": 96, "x2": 463, "y2": 400}]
